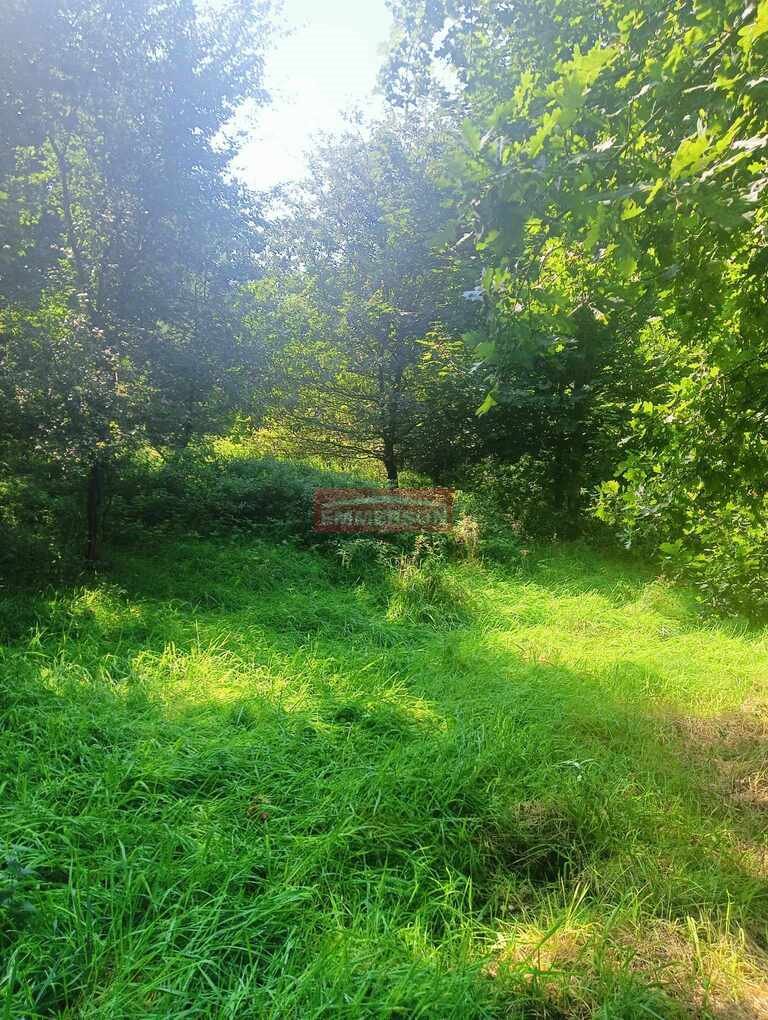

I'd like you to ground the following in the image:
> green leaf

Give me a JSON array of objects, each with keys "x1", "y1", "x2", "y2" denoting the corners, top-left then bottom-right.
[
  {"x1": 621, "y1": 199, "x2": 645, "y2": 220},
  {"x1": 659, "y1": 541, "x2": 682, "y2": 555},
  {"x1": 528, "y1": 43, "x2": 617, "y2": 156},
  {"x1": 476, "y1": 228, "x2": 500, "y2": 251},
  {"x1": 740, "y1": 0, "x2": 768, "y2": 52},
  {"x1": 474, "y1": 341, "x2": 496, "y2": 361},
  {"x1": 670, "y1": 131, "x2": 711, "y2": 180},
  {"x1": 476, "y1": 392, "x2": 498, "y2": 416},
  {"x1": 565, "y1": 42, "x2": 619, "y2": 90},
  {"x1": 645, "y1": 178, "x2": 665, "y2": 205},
  {"x1": 583, "y1": 205, "x2": 606, "y2": 252},
  {"x1": 616, "y1": 239, "x2": 638, "y2": 279}
]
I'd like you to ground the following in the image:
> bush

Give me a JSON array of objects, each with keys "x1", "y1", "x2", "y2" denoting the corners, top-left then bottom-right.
[
  {"x1": 0, "y1": 462, "x2": 82, "y2": 587},
  {"x1": 595, "y1": 473, "x2": 768, "y2": 621},
  {"x1": 456, "y1": 456, "x2": 556, "y2": 542},
  {"x1": 112, "y1": 450, "x2": 373, "y2": 542},
  {"x1": 318, "y1": 536, "x2": 399, "y2": 587},
  {"x1": 661, "y1": 502, "x2": 768, "y2": 621}
]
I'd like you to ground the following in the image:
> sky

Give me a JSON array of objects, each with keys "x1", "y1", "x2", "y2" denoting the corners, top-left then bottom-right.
[{"x1": 231, "y1": 0, "x2": 393, "y2": 192}]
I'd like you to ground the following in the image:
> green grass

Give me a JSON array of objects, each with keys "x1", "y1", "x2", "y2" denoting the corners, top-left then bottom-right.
[{"x1": 2, "y1": 537, "x2": 767, "y2": 1017}]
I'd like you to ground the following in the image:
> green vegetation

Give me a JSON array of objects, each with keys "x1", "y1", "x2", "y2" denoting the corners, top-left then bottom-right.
[
  {"x1": 383, "y1": 0, "x2": 768, "y2": 613},
  {"x1": 3, "y1": 518, "x2": 768, "y2": 1016},
  {"x1": 3, "y1": 0, "x2": 768, "y2": 613},
  {"x1": 2, "y1": 0, "x2": 768, "y2": 1013}
]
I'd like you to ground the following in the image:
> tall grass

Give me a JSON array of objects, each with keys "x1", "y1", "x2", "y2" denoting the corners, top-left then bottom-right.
[{"x1": 1, "y1": 537, "x2": 767, "y2": 1017}]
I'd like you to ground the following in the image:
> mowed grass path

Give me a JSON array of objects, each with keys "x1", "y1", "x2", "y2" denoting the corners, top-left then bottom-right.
[{"x1": 2, "y1": 539, "x2": 767, "y2": 1017}]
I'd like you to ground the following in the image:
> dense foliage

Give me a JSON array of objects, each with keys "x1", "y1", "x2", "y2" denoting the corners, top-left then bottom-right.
[
  {"x1": 384, "y1": 0, "x2": 768, "y2": 614},
  {"x1": 3, "y1": 0, "x2": 768, "y2": 615},
  {"x1": 247, "y1": 117, "x2": 482, "y2": 484},
  {"x1": 0, "y1": 0, "x2": 271, "y2": 558}
]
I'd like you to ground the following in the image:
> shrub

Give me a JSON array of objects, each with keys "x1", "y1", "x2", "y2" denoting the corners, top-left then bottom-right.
[
  {"x1": 595, "y1": 473, "x2": 768, "y2": 621},
  {"x1": 452, "y1": 514, "x2": 481, "y2": 561},
  {"x1": 0, "y1": 463, "x2": 82, "y2": 586},
  {"x1": 456, "y1": 456, "x2": 555, "y2": 542},
  {"x1": 323, "y1": 536, "x2": 400, "y2": 585},
  {"x1": 112, "y1": 450, "x2": 372, "y2": 542},
  {"x1": 661, "y1": 503, "x2": 768, "y2": 621}
]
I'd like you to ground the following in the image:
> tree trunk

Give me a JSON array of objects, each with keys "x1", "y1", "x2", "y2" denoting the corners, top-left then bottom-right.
[
  {"x1": 382, "y1": 437, "x2": 399, "y2": 489},
  {"x1": 384, "y1": 458, "x2": 399, "y2": 488},
  {"x1": 85, "y1": 460, "x2": 105, "y2": 562}
]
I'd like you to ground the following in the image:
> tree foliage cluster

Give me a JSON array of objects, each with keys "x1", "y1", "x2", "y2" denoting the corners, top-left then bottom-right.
[
  {"x1": 382, "y1": 0, "x2": 768, "y2": 613},
  {"x1": 1, "y1": 0, "x2": 270, "y2": 560}
]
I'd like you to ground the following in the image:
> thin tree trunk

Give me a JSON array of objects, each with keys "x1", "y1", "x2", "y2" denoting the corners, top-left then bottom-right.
[
  {"x1": 50, "y1": 135, "x2": 91, "y2": 302},
  {"x1": 382, "y1": 435, "x2": 399, "y2": 488},
  {"x1": 85, "y1": 460, "x2": 105, "y2": 562},
  {"x1": 384, "y1": 457, "x2": 399, "y2": 488}
]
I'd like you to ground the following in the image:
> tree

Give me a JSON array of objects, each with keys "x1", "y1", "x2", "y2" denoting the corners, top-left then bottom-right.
[
  {"x1": 383, "y1": 0, "x2": 768, "y2": 533},
  {"x1": 0, "y1": 0, "x2": 272, "y2": 560},
  {"x1": 252, "y1": 116, "x2": 478, "y2": 486}
]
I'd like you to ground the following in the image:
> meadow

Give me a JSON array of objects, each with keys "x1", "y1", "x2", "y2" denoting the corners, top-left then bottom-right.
[
  {"x1": 2, "y1": 522, "x2": 767, "y2": 1017},
  {"x1": 4, "y1": 0, "x2": 768, "y2": 1014}
]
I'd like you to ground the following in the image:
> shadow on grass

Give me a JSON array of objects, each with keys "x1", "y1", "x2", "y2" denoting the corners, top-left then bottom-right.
[{"x1": 2, "y1": 535, "x2": 767, "y2": 1016}]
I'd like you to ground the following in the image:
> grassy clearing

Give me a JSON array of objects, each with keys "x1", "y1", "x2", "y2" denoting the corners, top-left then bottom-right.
[{"x1": 1, "y1": 537, "x2": 767, "y2": 1017}]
